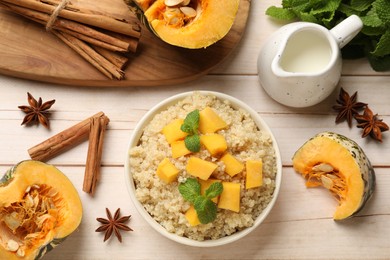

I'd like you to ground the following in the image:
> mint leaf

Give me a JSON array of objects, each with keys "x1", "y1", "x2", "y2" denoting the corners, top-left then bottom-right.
[
  {"x1": 265, "y1": 6, "x2": 297, "y2": 20},
  {"x1": 361, "y1": 9, "x2": 385, "y2": 29},
  {"x1": 194, "y1": 197, "x2": 218, "y2": 224},
  {"x1": 184, "y1": 134, "x2": 200, "y2": 153},
  {"x1": 373, "y1": 0, "x2": 390, "y2": 24},
  {"x1": 351, "y1": 0, "x2": 373, "y2": 12},
  {"x1": 181, "y1": 109, "x2": 200, "y2": 152},
  {"x1": 181, "y1": 109, "x2": 199, "y2": 135},
  {"x1": 205, "y1": 182, "x2": 223, "y2": 200},
  {"x1": 179, "y1": 178, "x2": 220, "y2": 224},
  {"x1": 367, "y1": 52, "x2": 390, "y2": 71},
  {"x1": 178, "y1": 178, "x2": 201, "y2": 204},
  {"x1": 371, "y1": 30, "x2": 390, "y2": 56}
]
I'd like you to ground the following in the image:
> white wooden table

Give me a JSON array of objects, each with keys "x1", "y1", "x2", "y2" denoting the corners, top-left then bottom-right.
[{"x1": 1, "y1": 0, "x2": 389, "y2": 259}]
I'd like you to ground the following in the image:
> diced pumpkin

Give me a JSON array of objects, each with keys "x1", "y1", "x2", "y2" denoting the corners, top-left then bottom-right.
[
  {"x1": 0, "y1": 160, "x2": 82, "y2": 260},
  {"x1": 162, "y1": 119, "x2": 188, "y2": 144},
  {"x1": 218, "y1": 182, "x2": 240, "y2": 212},
  {"x1": 245, "y1": 160, "x2": 263, "y2": 189},
  {"x1": 186, "y1": 157, "x2": 218, "y2": 180},
  {"x1": 200, "y1": 134, "x2": 227, "y2": 156},
  {"x1": 220, "y1": 153, "x2": 244, "y2": 177},
  {"x1": 199, "y1": 179, "x2": 222, "y2": 203},
  {"x1": 292, "y1": 132, "x2": 376, "y2": 220},
  {"x1": 198, "y1": 107, "x2": 227, "y2": 134},
  {"x1": 156, "y1": 158, "x2": 179, "y2": 183},
  {"x1": 171, "y1": 140, "x2": 191, "y2": 159},
  {"x1": 184, "y1": 206, "x2": 200, "y2": 226}
]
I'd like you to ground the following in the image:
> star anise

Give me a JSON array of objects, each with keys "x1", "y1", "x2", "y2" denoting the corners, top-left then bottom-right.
[
  {"x1": 354, "y1": 106, "x2": 389, "y2": 142},
  {"x1": 18, "y1": 92, "x2": 56, "y2": 129},
  {"x1": 96, "y1": 208, "x2": 133, "y2": 242},
  {"x1": 333, "y1": 88, "x2": 367, "y2": 127}
]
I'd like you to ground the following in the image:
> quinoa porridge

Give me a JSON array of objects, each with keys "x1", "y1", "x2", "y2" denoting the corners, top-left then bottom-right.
[{"x1": 128, "y1": 93, "x2": 277, "y2": 241}]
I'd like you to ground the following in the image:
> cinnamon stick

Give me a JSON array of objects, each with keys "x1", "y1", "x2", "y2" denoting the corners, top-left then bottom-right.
[
  {"x1": 83, "y1": 115, "x2": 109, "y2": 195},
  {"x1": 93, "y1": 46, "x2": 129, "y2": 70},
  {"x1": 53, "y1": 31, "x2": 125, "y2": 80},
  {"x1": 1, "y1": 0, "x2": 141, "y2": 38},
  {"x1": 28, "y1": 112, "x2": 105, "y2": 162},
  {"x1": 1, "y1": 2, "x2": 136, "y2": 53}
]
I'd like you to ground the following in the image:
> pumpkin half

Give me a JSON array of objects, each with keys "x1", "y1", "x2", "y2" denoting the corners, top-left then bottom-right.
[
  {"x1": 125, "y1": 0, "x2": 240, "y2": 49},
  {"x1": 292, "y1": 132, "x2": 375, "y2": 220},
  {"x1": 0, "y1": 161, "x2": 82, "y2": 259}
]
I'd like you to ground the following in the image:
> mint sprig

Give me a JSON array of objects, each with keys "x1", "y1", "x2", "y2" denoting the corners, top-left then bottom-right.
[
  {"x1": 181, "y1": 109, "x2": 200, "y2": 152},
  {"x1": 179, "y1": 178, "x2": 223, "y2": 224}
]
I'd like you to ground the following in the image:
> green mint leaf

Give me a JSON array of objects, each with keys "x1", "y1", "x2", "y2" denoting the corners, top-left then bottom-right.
[
  {"x1": 367, "y1": 52, "x2": 390, "y2": 71},
  {"x1": 351, "y1": 0, "x2": 373, "y2": 12},
  {"x1": 178, "y1": 178, "x2": 201, "y2": 204},
  {"x1": 371, "y1": 30, "x2": 390, "y2": 56},
  {"x1": 180, "y1": 124, "x2": 193, "y2": 134},
  {"x1": 205, "y1": 182, "x2": 223, "y2": 200},
  {"x1": 184, "y1": 134, "x2": 200, "y2": 153},
  {"x1": 181, "y1": 109, "x2": 199, "y2": 135},
  {"x1": 373, "y1": 0, "x2": 390, "y2": 24},
  {"x1": 194, "y1": 197, "x2": 218, "y2": 224},
  {"x1": 265, "y1": 6, "x2": 297, "y2": 20}
]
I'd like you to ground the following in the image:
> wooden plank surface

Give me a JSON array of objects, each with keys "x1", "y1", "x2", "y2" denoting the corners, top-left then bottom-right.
[
  {"x1": 0, "y1": 0, "x2": 389, "y2": 259},
  {"x1": 0, "y1": 0, "x2": 250, "y2": 86}
]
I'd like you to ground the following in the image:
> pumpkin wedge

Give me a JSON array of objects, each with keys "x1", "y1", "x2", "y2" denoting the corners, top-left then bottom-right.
[
  {"x1": 125, "y1": 0, "x2": 240, "y2": 49},
  {"x1": 292, "y1": 132, "x2": 375, "y2": 220},
  {"x1": 0, "y1": 161, "x2": 82, "y2": 259}
]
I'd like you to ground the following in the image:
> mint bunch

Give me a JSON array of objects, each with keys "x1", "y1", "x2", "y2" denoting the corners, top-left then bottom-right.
[
  {"x1": 181, "y1": 109, "x2": 200, "y2": 152},
  {"x1": 266, "y1": 0, "x2": 390, "y2": 71},
  {"x1": 179, "y1": 178, "x2": 223, "y2": 224}
]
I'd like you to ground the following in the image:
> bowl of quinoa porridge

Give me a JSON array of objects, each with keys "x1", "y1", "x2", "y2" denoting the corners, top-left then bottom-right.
[{"x1": 125, "y1": 91, "x2": 282, "y2": 247}]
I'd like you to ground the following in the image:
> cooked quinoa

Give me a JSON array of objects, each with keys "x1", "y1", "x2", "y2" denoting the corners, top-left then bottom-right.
[{"x1": 129, "y1": 93, "x2": 277, "y2": 241}]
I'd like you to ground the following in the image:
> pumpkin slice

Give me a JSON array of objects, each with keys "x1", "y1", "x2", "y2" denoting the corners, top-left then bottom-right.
[
  {"x1": 126, "y1": 0, "x2": 240, "y2": 49},
  {"x1": 0, "y1": 160, "x2": 82, "y2": 259},
  {"x1": 292, "y1": 132, "x2": 375, "y2": 220}
]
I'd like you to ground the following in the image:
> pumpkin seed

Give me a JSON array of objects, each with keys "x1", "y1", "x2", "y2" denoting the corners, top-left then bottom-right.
[
  {"x1": 321, "y1": 175, "x2": 334, "y2": 190},
  {"x1": 6, "y1": 239, "x2": 19, "y2": 252},
  {"x1": 180, "y1": 6, "x2": 197, "y2": 17},
  {"x1": 165, "y1": 0, "x2": 183, "y2": 7},
  {"x1": 312, "y1": 163, "x2": 334, "y2": 173},
  {"x1": 25, "y1": 186, "x2": 31, "y2": 193},
  {"x1": 17, "y1": 247, "x2": 25, "y2": 257}
]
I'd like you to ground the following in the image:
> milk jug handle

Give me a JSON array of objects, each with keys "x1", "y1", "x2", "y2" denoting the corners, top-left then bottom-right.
[{"x1": 330, "y1": 15, "x2": 363, "y2": 49}]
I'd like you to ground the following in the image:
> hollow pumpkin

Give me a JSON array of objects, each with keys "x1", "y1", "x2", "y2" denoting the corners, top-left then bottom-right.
[
  {"x1": 0, "y1": 160, "x2": 82, "y2": 259},
  {"x1": 125, "y1": 0, "x2": 240, "y2": 49},
  {"x1": 292, "y1": 132, "x2": 375, "y2": 220}
]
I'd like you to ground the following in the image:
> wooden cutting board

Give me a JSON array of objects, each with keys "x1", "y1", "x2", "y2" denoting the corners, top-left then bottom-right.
[{"x1": 0, "y1": 0, "x2": 250, "y2": 87}]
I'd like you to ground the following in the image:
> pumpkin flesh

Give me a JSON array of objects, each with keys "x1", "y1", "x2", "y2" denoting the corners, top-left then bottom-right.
[
  {"x1": 0, "y1": 161, "x2": 82, "y2": 259},
  {"x1": 292, "y1": 132, "x2": 375, "y2": 220}
]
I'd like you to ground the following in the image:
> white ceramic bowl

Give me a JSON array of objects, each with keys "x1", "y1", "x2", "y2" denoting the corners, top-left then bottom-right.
[{"x1": 124, "y1": 91, "x2": 282, "y2": 247}]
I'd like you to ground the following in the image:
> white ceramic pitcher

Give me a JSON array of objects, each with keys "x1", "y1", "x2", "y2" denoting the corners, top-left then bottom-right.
[{"x1": 257, "y1": 15, "x2": 363, "y2": 107}]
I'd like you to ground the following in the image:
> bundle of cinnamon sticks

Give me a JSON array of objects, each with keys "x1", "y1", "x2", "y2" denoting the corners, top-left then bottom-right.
[{"x1": 0, "y1": 0, "x2": 141, "y2": 80}]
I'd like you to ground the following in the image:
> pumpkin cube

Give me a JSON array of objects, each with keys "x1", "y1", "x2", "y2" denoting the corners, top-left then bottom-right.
[
  {"x1": 162, "y1": 119, "x2": 188, "y2": 144},
  {"x1": 171, "y1": 140, "x2": 191, "y2": 159},
  {"x1": 220, "y1": 153, "x2": 244, "y2": 177},
  {"x1": 199, "y1": 107, "x2": 227, "y2": 134},
  {"x1": 200, "y1": 134, "x2": 227, "y2": 156},
  {"x1": 156, "y1": 158, "x2": 179, "y2": 183},
  {"x1": 184, "y1": 206, "x2": 200, "y2": 226},
  {"x1": 186, "y1": 157, "x2": 218, "y2": 180},
  {"x1": 218, "y1": 182, "x2": 241, "y2": 212},
  {"x1": 245, "y1": 160, "x2": 263, "y2": 189},
  {"x1": 199, "y1": 178, "x2": 222, "y2": 203}
]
